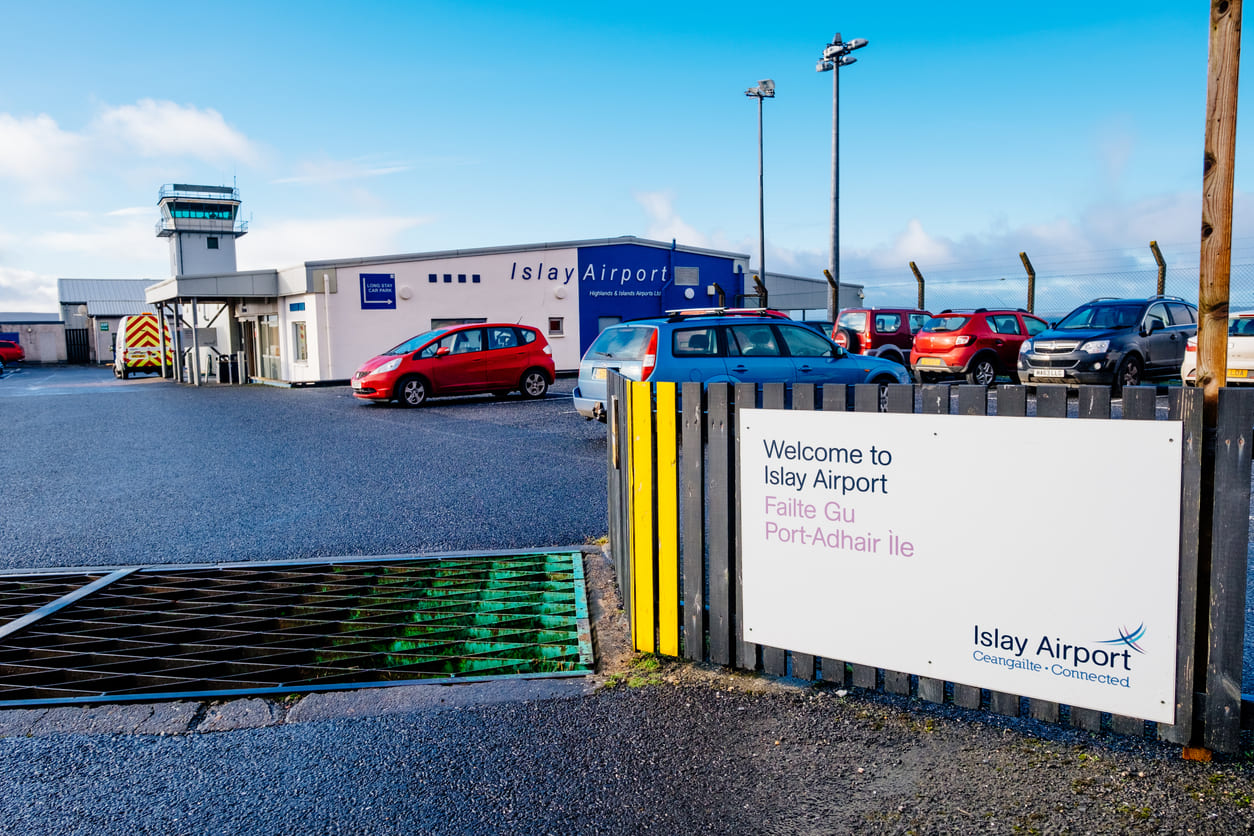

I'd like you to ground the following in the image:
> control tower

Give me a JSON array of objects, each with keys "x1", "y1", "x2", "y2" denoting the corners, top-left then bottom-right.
[{"x1": 155, "y1": 184, "x2": 248, "y2": 276}]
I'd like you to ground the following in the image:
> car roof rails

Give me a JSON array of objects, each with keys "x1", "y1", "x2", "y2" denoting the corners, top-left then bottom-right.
[
  {"x1": 663, "y1": 307, "x2": 789, "y2": 321},
  {"x1": 1147, "y1": 294, "x2": 1187, "y2": 302}
]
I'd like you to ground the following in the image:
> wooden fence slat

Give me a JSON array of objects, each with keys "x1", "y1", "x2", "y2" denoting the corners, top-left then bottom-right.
[
  {"x1": 629, "y1": 381, "x2": 656, "y2": 653},
  {"x1": 681, "y1": 381, "x2": 706, "y2": 662},
  {"x1": 706, "y1": 383, "x2": 733, "y2": 666},
  {"x1": 1204, "y1": 387, "x2": 1254, "y2": 752},
  {"x1": 1035, "y1": 384, "x2": 1068, "y2": 419},
  {"x1": 787, "y1": 384, "x2": 818, "y2": 682},
  {"x1": 655, "y1": 383, "x2": 680, "y2": 657},
  {"x1": 1108, "y1": 385, "x2": 1156, "y2": 737},
  {"x1": 759, "y1": 383, "x2": 788, "y2": 677},
  {"x1": 818, "y1": 384, "x2": 848, "y2": 686},
  {"x1": 915, "y1": 384, "x2": 950, "y2": 705},
  {"x1": 882, "y1": 384, "x2": 913, "y2": 696},
  {"x1": 1160, "y1": 386, "x2": 1202, "y2": 744},
  {"x1": 734, "y1": 382, "x2": 758, "y2": 672},
  {"x1": 607, "y1": 374, "x2": 629, "y2": 622},
  {"x1": 848, "y1": 383, "x2": 882, "y2": 691},
  {"x1": 952, "y1": 386, "x2": 992, "y2": 712}
]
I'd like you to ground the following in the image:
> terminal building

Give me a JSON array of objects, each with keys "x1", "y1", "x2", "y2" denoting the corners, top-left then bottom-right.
[{"x1": 142, "y1": 184, "x2": 859, "y2": 384}]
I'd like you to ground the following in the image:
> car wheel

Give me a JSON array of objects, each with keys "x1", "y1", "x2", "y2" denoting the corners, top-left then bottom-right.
[
  {"x1": 519, "y1": 369, "x2": 549, "y2": 399},
  {"x1": 120, "y1": 368, "x2": 129, "y2": 380},
  {"x1": 967, "y1": 356, "x2": 997, "y2": 386},
  {"x1": 1114, "y1": 355, "x2": 1143, "y2": 395},
  {"x1": 396, "y1": 375, "x2": 428, "y2": 407},
  {"x1": 836, "y1": 328, "x2": 861, "y2": 353}
]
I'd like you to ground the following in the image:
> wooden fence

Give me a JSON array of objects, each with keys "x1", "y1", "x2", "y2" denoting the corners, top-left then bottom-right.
[{"x1": 605, "y1": 376, "x2": 1254, "y2": 753}]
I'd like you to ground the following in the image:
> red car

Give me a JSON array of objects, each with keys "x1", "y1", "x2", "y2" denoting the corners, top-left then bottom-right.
[
  {"x1": 351, "y1": 323, "x2": 555, "y2": 407},
  {"x1": 911, "y1": 308, "x2": 1049, "y2": 385},
  {"x1": 0, "y1": 340, "x2": 24, "y2": 369},
  {"x1": 832, "y1": 307, "x2": 931, "y2": 366}
]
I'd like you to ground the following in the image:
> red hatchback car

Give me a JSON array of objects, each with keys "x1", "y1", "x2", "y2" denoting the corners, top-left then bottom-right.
[
  {"x1": 911, "y1": 308, "x2": 1049, "y2": 385},
  {"x1": 351, "y1": 323, "x2": 555, "y2": 407},
  {"x1": 0, "y1": 339, "x2": 24, "y2": 369}
]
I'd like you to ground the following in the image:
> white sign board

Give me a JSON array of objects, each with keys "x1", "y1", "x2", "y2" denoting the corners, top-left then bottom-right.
[{"x1": 739, "y1": 409, "x2": 1183, "y2": 723}]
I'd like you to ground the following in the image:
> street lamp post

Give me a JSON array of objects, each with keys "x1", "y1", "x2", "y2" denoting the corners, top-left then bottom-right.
[
  {"x1": 816, "y1": 33, "x2": 867, "y2": 321},
  {"x1": 745, "y1": 79, "x2": 775, "y2": 306}
]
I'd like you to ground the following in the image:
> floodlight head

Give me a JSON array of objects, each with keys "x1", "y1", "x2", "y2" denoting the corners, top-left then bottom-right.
[
  {"x1": 847, "y1": 38, "x2": 869, "y2": 50},
  {"x1": 839, "y1": 55, "x2": 857, "y2": 66},
  {"x1": 758, "y1": 79, "x2": 775, "y2": 96},
  {"x1": 816, "y1": 60, "x2": 833, "y2": 72},
  {"x1": 823, "y1": 44, "x2": 845, "y2": 60}
]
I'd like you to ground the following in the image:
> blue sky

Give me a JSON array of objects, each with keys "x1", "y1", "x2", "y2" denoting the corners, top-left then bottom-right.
[{"x1": 0, "y1": 1, "x2": 1247, "y2": 312}]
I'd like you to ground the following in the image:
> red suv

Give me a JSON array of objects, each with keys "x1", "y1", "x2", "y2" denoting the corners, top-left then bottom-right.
[
  {"x1": 351, "y1": 323, "x2": 555, "y2": 407},
  {"x1": 911, "y1": 308, "x2": 1049, "y2": 385},
  {"x1": 832, "y1": 307, "x2": 930, "y2": 366}
]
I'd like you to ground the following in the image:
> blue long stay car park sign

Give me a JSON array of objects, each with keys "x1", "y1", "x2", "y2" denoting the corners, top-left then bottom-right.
[{"x1": 360, "y1": 273, "x2": 397, "y2": 310}]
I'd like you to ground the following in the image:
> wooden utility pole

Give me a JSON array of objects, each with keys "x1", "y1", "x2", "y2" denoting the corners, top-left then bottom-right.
[
  {"x1": 1199, "y1": 0, "x2": 1242, "y2": 421},
  {"x1": 909, "y1": 262, "x2": 926, "y2": 309},
  {"x1": 1019, "y1": 252, "x2": 1036, "y2": 313},
  {"x1": 1150, "y1": 240, "x2": 1167, "y2": 296}
]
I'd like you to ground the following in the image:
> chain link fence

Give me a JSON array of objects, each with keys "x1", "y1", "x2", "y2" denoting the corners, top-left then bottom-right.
[{"x1": 853, "y1": 263, "x2": 1254, "y2": 320}]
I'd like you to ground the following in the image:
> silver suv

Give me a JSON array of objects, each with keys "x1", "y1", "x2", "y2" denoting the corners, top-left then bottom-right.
[{"x1": 1017, "y1": 295, "x2": 1197, "y2": 393}]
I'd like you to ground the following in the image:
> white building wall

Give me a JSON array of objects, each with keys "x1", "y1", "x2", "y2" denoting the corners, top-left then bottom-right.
[
  {"x1": 308, "y1": 247, "x2": 582, "y2": 379},
  {"x1": 171, "y1": 232, "x2": 240, "y2": 277}
]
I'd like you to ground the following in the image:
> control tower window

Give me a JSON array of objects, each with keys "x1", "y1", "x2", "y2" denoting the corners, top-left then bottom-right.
[{"x1": 207, "y1": 237, "x2": 219, "y2": 250}]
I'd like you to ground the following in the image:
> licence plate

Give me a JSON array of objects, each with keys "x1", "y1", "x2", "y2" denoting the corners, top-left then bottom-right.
[
  {"x1": 351, "y1": 379, "x2": 363, "y2": 389},
  {"x1": 1231, "y1": 369, "x2": 1250, "y2": 378},
  {"x1": 592, "y1": 367, "x2": 608, "y2": 380},
  {"x1": 1034, "y1": 368, "x2": 1066, "y2": 378},
  {"x1": 917, "y1": 357, "x2": 943, "y2": 366}
]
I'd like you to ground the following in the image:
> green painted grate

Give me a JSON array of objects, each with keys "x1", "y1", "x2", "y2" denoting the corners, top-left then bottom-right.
[{"x1": 0, "y1": 551, "x2": 594, "y2": 706}]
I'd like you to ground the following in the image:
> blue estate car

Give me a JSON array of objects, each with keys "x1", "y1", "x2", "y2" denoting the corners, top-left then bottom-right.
[{"x1": 572, "y1": 310, "x2": 911, "y2": 420}]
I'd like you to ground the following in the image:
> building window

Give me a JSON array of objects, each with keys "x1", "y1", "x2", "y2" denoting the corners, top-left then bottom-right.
[
  {"x1": 548, "y1": 317, "x2": 564, "y2": 336},
  {"x1": 292, "y1": 322, "x2": 308, "y2": 362},
  {"x1": 472, "y1": 274, "x2": 481, "y2": 283},
  {"x1": 207, "y1": 237, "x2": 219, "y2": 250},
  {"x1": 431, "y1": 317, "x2": 487, "y2": 329},
  {"x1": 429, "y1": 273, "x2": 438, "y2": 283},
  {"x1": 443, "y1": 274, "x2": 452, "y2": 283}
]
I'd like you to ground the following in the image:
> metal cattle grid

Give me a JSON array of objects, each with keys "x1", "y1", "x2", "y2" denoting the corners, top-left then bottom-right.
[{"x1": 0, "y1": 550, "x2": 594, "y2": 706}]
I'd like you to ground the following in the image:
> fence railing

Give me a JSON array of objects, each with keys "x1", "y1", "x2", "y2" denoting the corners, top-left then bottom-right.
[{"x1": 606, "y1": 376, "x2": 1254, "y2": 753}]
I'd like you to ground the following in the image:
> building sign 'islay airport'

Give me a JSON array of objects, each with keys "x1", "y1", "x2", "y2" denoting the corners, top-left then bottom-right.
[{"x1": 739, "y1": 409, "x2": 1183, "y2": 723}]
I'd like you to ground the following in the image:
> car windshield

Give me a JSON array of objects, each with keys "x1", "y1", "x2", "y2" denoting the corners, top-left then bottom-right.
[
  {"x1": 385, "y1": 329, "x2": 447, "y2": 355},
  {"x1": 921, "y1": 315, "x2": 970, "y2": 333},
  {"x1": 1055, "y1": 304, "x2": 1142, "y2": 330},
  {"x1": 586, "y1": 325, "x2": 655, "y2": 360}
]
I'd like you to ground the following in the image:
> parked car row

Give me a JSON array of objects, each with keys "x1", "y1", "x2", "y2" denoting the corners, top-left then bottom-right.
[{"x1": 346, "y1": 295, "x2": 1227, "y2": 415}]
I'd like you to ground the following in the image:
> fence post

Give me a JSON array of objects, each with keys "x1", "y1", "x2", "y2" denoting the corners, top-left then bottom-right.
[
  {"x1": 706, "y1": 383, "x2": 734, "y2": 666},
  {"x1": 681, "y1": 381, "x2": 706, "y2": 662},
  {"x1": 734, "y1": 382, "x2": 758, "y2": 672}
]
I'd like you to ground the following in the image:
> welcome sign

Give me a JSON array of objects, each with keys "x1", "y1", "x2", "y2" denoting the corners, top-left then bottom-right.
[{"x1": 739, "y1": 409, "x2": 1183, "y2": 723}]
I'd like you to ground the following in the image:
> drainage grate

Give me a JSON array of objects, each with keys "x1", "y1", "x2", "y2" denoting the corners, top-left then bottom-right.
[{"x1": 0, "y1": 551, "x2": 594, "y2": 706}]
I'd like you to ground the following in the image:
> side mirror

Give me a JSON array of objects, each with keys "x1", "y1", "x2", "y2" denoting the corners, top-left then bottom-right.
[
  {"x1": 436, "y1": 346, "x2": 451, "y2": 357},
  {"x1": 1143, "y1": 319, "x2": 1163, "y2": 336}
]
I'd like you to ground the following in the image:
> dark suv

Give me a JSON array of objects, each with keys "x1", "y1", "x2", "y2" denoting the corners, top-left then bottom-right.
[
  {"x1": 1017, "y1": 295, "x2": 1198, "y2": 393},
  {"x1": 832, "y1": 307, "x2": 931, "y2": 365}
]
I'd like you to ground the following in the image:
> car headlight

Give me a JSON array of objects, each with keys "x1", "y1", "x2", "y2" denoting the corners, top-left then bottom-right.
[
  {"x1": 1078, "y1": 340, "x2": 1109, "y2": 354},
  {"x1": 374, "y1": 357, "x2": 403, "y2": 374},
  {"x1": 1019, "y1": 341, "x2": 1033, "y2": 354}
]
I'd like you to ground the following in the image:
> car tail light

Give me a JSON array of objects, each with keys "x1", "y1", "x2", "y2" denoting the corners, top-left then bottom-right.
[
  {"x1": 1185, "y1": 337, "x2": 1197, "y2": 353},
  {"x1": 542, "y1": 345, "x2": 552, "y2": 355},
  {"x1": 641, "y1": 329, "x2": 658, "y2": 380},
  {"x1": 955, "y1": 335, "x2": 972, "y2": 346}
]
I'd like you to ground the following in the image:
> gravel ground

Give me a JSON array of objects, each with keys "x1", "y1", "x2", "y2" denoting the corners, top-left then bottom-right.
[{"x1": 2, "y1": 672, "x2": 1253, "y2": 835}]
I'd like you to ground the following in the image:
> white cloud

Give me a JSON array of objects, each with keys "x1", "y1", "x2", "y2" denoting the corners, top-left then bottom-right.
[
  {"x1": 0, "y1": 265, "x2": 59, "y2": 312},
  {"x1": 0, "y1": 114, "x2": 85, "y2": 200},
  {"x1": 92, "y1": 99, "x2": 259, "y2": 165},
  {"x1": 635, "y1": 191, "x2": 707, "y2": 248},
  {"x1": 273, "y1": 157, "x2": 412, "y2": 185},
  {"x1": 235, "y1": 215, "x2": 435, "y2": 270}
]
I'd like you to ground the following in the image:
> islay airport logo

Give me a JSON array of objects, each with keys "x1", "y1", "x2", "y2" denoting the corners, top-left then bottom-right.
[
  {"x1": 1098, "y1": 622, "x2": 1147, "y2": 654},
  {"x1": 972, "y1": 621, "x2": 1146, "y2": 688}
]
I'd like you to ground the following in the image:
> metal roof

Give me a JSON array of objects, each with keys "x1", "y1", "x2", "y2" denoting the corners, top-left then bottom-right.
[
  {"x1": 85, "y1": 300, "x2": 157, "y2": 317},
  {"x1": 56, "y1": 278, "x2": 162, "y2": 305}
]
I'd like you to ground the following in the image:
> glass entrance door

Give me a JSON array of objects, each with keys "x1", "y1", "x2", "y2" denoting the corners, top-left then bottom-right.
[{"x1": 258, "y1": 315, "x2": 281, "y2": 379}]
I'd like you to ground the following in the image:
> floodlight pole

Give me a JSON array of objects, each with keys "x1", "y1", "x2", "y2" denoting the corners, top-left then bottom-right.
[
  {"x1": 746, "y1": 80, "x2": 775, "y2": 300},
  {"x1": 817, "y1": 33, "x2": 867, "y2": 320}
]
